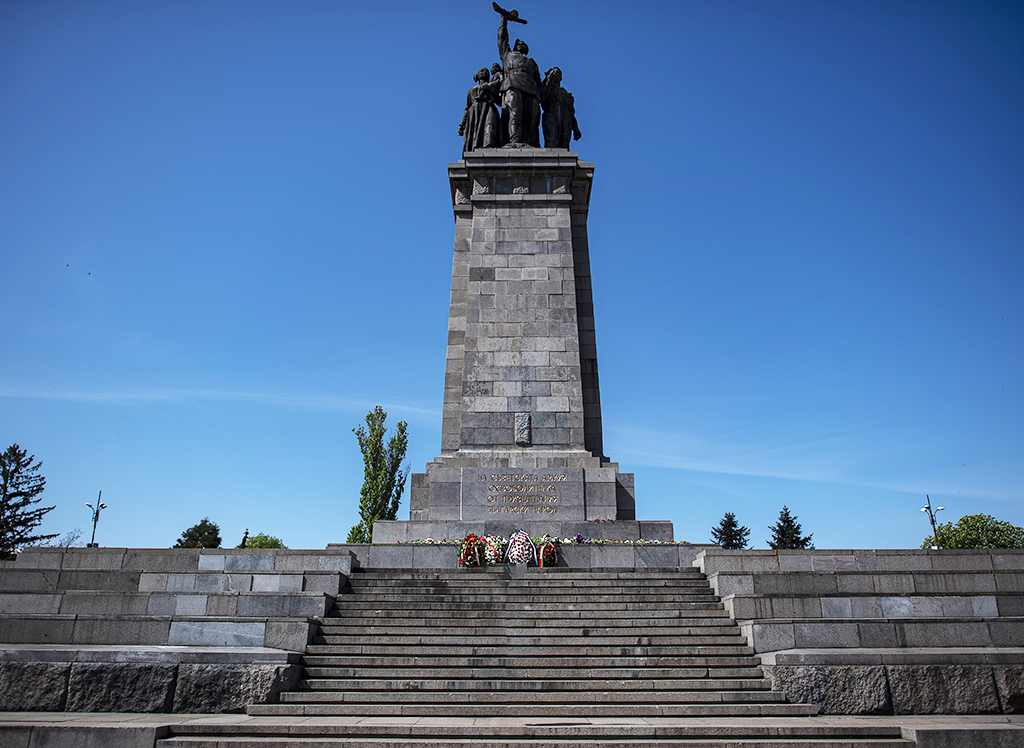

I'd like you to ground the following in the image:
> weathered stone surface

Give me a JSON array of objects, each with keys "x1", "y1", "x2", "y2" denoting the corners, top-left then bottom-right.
[
  {"x1": 173, "y1": 663, "x2": 300, "y2": 713},
  {"x1": 995, "y1": 665, "x2": 1024, "y2": 713},
  {"x1": 66, "y1": 663, "x2": 176, "y2": 713},
  {"x1": 762, "y1": 665, "x2": 891, "y2": 715},
  {"x1": 0, "y1": 662, "x2": 69, "y2": 711},
  {"x1": 514, "y1": 412, "x2": 531, "y2": 444},
  {"x1": 888, "y1": 665, "x2": 1001, "y2": 714}
]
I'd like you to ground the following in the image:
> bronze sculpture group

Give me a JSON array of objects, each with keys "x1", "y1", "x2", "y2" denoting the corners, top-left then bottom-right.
[{"x1": 458, "y1": 4, "x2": 582, "y2": 152}]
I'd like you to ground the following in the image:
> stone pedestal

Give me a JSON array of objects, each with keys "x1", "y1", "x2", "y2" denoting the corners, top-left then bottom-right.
[{"x1": 378, "y1": 149, "x2": 668, "y2": 542}]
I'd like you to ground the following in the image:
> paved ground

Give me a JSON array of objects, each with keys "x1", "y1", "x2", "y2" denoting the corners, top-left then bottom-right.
[{"x1": 2, "y1": 711, "x2": 1023, "y2": 729}]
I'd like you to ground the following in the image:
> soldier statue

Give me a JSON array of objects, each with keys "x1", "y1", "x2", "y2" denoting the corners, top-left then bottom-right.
[{"x1": 493, "y1": 3, "x2": 541, "y2": 147}]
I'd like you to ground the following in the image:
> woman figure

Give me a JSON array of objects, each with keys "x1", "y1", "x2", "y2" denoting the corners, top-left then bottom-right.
[{"x1": 458, "y1": 67, "x2": 502, "y2": 152}]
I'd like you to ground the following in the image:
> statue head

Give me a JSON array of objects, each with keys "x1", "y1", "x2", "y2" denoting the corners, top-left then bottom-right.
[
  {"x1": 491, "y1": 62, "x2": 503, "y2": 76},
  {"x1": 544, "y1": 67, "x2": 562, "y2": 86},
  {"x1": 475, "y1": 67, "x2": 491, "y2": 83},
  {"x1": 513, "y1": 39, "x2": 529, "y2": 55}
]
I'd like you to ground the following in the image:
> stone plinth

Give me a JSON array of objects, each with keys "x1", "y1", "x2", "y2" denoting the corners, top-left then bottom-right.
[{"x1": 388, "y1": 149, "x2": 656, "y2": 542}]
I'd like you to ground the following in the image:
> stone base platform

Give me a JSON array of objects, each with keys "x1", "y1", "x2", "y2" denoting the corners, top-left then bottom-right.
[
  {"x1": 1, "y1": 712, "x2": 1022, "y2": 747},
  {"x1": 0, "y1": 645, "x2": 300, "y2": 714},
  {"x1": 370, "y1": 517, "x2": 673, "y2": 543},
  {"x1": 760, "y1": 648, "x2": 1024, "y2": 716}
]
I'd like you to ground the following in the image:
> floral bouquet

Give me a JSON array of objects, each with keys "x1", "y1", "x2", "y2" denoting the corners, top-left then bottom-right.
[
  {"x1": 482, "y1": 535, "x2": 508, "y2": 565},
  {"x1": 458, "y1": 533, "x2": 485, "y2": 568},
  {"x1": 537, "y1": 534, "x2": 558, "y2": 567}
]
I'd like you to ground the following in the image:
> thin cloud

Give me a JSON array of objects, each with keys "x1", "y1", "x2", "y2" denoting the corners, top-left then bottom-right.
[
  {"x1": 0, "y1": 386, "x2": 441, "y2": 419},
  {"x1": 606, "y1": 424, "x2": 1023, "y2": 502}
]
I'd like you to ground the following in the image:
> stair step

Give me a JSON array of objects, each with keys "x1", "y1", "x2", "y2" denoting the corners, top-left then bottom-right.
[
  {"x1": 313, "y1": 636, "x2": 750, "y2": 647},
  {"x1": 248, "y1": 703, "x2": 820, "y2": 717},
  {"x1": 299, "y1": 639, "x2": 757, "y2": 651},
  {"x1": 316, "y1": 625, "x2": 741, "y2": 637},
  {"x1": 163, "y1": 739, "x2": 910, "y2": 748},
  {"x1": 300, "y1": 656, "x2": 764, "y2": 668},
  {"x1": 301, "y1": 667, "x2": 765, "y2": 679},
  {"x1": 317, "y1": 610, "x2": 729, "y2": 618},
  {"x1": 293, "y1": 677, "x2": 773, "y2": 692},
  {"x1": 332, "y1": 601, "x2": 725, "y2": 611}
]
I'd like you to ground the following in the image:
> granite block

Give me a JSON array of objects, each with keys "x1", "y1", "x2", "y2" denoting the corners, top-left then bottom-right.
[
  {"x1": 0, "y1": 592, "x2": 60, "y2": 615},
  {"x1": 888, "y1": 665, "x2": 1000, "y2": 714},
  {"x1": 71, "y1": 617, "x2": 170, "y2": 645},
  {"x1": 0, "y1": 616, "x2": 74, "y2": 644},
  {"x1": 66, "y1": 662, "x2": 176, "y2": 713},
  {"x1": 60, "y1": 549, "x2": 126, "y2": 570},
  {"x1": 902, "y1": 621, "x2": 992, "y2": 648},
  {"x1": 763, "y1": 664, "x2": 891, "y2": 715},
  {"x1": 204, "y1": 595, "x2": 238, "y2": 616},
  {"x1": 777, "y1": 553, "x2": 814, "y2": 572},
  {"x1": 174, "y1": 662, "x2": 300, "y2": 713},
  {"x1": 591, "y1": 544, "x2": 635, "y2": 568},
  {"x1": 995, "y1": 665, "x2": 1024, "y2": 713},
  {"x1": 122, "y1": 549, "x2": 201, "y2": 572},
  {"x1": 168, "y1": 621, "x2": 265, "y2": 647},
  {"x1": 0, "y1": 662, "x2": 70, "y2": 710},
  {"x1": 858, "y1": 621, "x2": 900, "y2": 648},
  {"x1": 635, "y1": 545, "x2": 679, "y2": 569},
  {"x1": 794, "y1": 622, "x2": 860, "y2": 648},
  {"x1": 821, "y1": 597, "x2": 853, "y2": 618},
  {"x1": 748, "y1": 622, "x2": 795, "y2": 652}
]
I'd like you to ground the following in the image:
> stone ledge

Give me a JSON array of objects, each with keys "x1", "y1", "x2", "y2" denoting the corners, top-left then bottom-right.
[
  {"x1": 761, "y1": 660, "x2": 1022, "y2": 715},
  {"x1": 739, "y1": 617, "x2": 1024, "y2": 652},
  {"x1": 0, "y1": 647, "x2": 301, "y2": 714},
  {"x1": 0, "y1": 644, "x2": 301, "y2": 664},
  {"x1": 760, "y1": 647, "x2": 1024, "y2": 666}
]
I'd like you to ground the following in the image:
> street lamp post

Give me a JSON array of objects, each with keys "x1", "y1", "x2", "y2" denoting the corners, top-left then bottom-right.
[
  {"x1": 85, "y1": 491, "x2": 107, "y2": 548},
  {"x1": 921, "y1": 495, "x2": 944, "y2": 550}
]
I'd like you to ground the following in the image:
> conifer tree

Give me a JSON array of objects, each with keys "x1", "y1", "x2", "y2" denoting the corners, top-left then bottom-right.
[
  {"x1": 711, "y1": 512, "x2": 750, "y2": 549},
  {"x1": 347, "y1": 406, "x2": 409, "y2": 544},
  {"x1": 0, "y1": 444, "x2": 57, "y2": 556},
  {"x1": 173, "y1": 518, "x2": 222, "y2": 548},
  {"x1": 767, "y1": 505, "x2": 814, "y2": 549}
]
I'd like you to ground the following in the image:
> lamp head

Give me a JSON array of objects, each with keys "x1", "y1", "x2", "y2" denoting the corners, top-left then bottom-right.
[{"x1": 86, "y1": 503, "x2": 93, "y2": 509}]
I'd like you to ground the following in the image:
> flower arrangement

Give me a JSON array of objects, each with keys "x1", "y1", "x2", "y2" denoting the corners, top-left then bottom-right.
[
  {"x1": 481, "y1": 535, "x2": 508, "y2": 564},
  {"x1": 538, "y1": 534, "x2": 558, "y2": 567},
  {"x1": 458, "y1": 534, "x2": 485, "y2": 568}
]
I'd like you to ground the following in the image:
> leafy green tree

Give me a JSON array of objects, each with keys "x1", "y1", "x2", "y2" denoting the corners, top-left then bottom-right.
[
  {"x1": 0, "y1": 444, "x2": 57, "y2": 556},
  {"x1": 768, "y1": 506, "x2": 814, "y2": 549},
  {"x1": 173, "y1": 517, "x2": 222, "y2": 548},
  {"x1": 238, "y1": 531, "x2": 287, "y2": 549},
  {"x1": 347, "y1": 406, "x2": 409, "y2": 544},
  {"x1": 711, "y1": 512, "x2": 750, "y2": 549},
  {"x1": 922, "y1": 514, "x2": 1024, "y2": 550}
]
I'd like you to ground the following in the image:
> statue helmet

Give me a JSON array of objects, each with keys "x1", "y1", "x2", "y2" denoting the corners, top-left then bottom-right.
[{"x1": 513, "y1": 39, "x2": 528, "y2": 54}]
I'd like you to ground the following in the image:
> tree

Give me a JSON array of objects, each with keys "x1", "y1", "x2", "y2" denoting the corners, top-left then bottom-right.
[
  {"x1": 173, "y1": 517, "x2": 222, "y2": 548},
  {"x1": 347, "y1": 406, "x2": 409, "y2": 544},
  {"x1": 921, "y1": 514, "x2": 1024, "y2": 550},
  {"x1": 711, "y1": 512, "x2": 750, "y2": 549},
  {"x1": 238, "y1": 531, "x2": 287, "y2": 549},
  {"x1": 768, "y1": 506, "x2": 814, "y2": 549},
  {"x1": 0, "y1": 444, "x2": 57, "y2": 556}
]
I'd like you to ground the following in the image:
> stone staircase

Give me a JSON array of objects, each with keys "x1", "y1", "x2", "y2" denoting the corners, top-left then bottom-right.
[
  {"x1": 158, "y1": 566, "x2": 917, "y2": 746},
  {"x1": 255, "y1": 567, "x2": 814, "y2": 718}
]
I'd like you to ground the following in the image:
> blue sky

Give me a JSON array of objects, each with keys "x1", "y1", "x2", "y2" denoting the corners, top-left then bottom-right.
[{"x1": 1, "y1": 1, "x2": 1021, "y2": 550}]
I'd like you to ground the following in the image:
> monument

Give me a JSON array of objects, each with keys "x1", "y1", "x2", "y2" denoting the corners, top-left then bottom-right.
[{"x1": 373, "y1": 4, "x2": 671, "y2": 543}]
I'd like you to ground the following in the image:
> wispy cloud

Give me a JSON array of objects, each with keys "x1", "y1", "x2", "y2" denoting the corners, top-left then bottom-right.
[
  {"x1": 0, "y1": 386, "x2": 441, "y2": 419},
  {"x1": 606, "y1": 424, "x2": 1023, "y2": 502}
]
